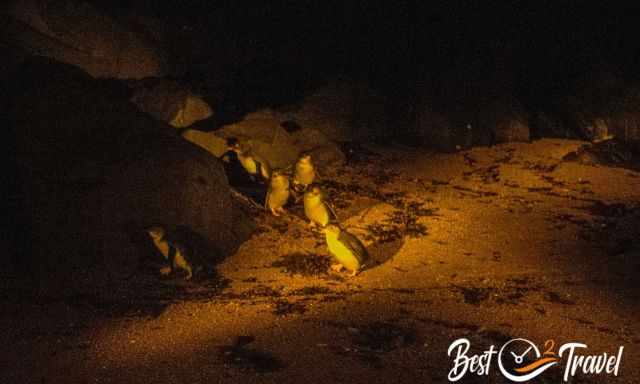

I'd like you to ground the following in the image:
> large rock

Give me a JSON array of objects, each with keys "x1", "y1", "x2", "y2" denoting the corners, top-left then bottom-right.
[
  {"x1": 183, "y1": 111, "x2": 346, "y2": 168},
  {"x1": 182, "y1": 129, "x2": 229, "y2": 158},
  {"x1": 603, "y1": 113, "x2": 640, "y2": 151},
  {"x1": 287, "y1": 126, "x2": 331, "y2": 150},
  {"x1": 6, "y1": 56, "x2": 251, "y2": 289},
  {"x1": 1, "y1": 0, "x2": 167, "y2": 79},
  {"x1": 403, "y1": 102, "x2": 464, "y2": 152},
  {"x1": 493, "y1": 117, "x2": 530, "y2": 143},
  {"x1": 215, "y1": 109, "x2": 300, "y2": 169},
  {"x1": 559, "y1": 75, "x2": 640, "y2": 149},
  {"x1": 130, "y1": 79, "x2": 213, "y2": 128},
  {"x1": 406, "y1": 97, "x2": 530, "y2": 150},
  {"x1": 563, "y1": 138, "x2": 638, "y2": 170},
  {"x1": 281, "y1": 78, "x2": 388, "y2": 141},
  {"x1": 477, "y1": 98, "x2": 531, "y2": 144},
  {"x1": 531, "y1": 111, "x2": 571, "y2": 139},
  {"x1": 573, "y1": 114, "x2": 640, "y2": 150}
]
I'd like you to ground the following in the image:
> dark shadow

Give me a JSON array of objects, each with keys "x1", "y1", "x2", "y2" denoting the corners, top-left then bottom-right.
[
  {"x1": 219, "y1": 336, "x2": 287, "y2": 374},
  {"x1": 219, "y1": 150, "x2": 268, "y2": 206},
  {"x1": 365, "y1": 239, "x2": 405, "y2": 272}
]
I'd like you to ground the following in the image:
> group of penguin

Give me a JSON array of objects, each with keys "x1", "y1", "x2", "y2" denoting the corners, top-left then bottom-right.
[
  {"x1": 222, "y1": 137, "x2": 370, "y2": 277},
  {"x1": 146, "y1": 137, "x2": 370, "y2": 280}
]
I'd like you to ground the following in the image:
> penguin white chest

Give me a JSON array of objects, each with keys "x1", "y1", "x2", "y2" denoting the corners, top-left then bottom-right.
[
  {"x1": 238, "y1": 155, "x2": 257, "y2": 175},
  {"x1": 326, "y1": 236, "x2": 360, "y2": 271},
  {"x1": 295, "y1": 164, "x2": 315, "y2": 185},
  {"x1": 268, "y1": 187, "x2": 290, "y2": 208},
  {"x1": 305, "y1": 200, "x2": 329, "y2": 225},
  {"x1": 152, "y1": 238, "x2": 170, "y2": 259}
]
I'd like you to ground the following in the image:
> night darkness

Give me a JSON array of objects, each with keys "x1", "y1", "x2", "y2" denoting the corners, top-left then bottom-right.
[{"x1": 2, "y1": 1, "x2": 640, "y2": 383}]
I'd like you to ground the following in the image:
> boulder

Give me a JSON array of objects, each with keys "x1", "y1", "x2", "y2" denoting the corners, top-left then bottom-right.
[
  {"x1": 2, "y1": 0, "x2": 167, "y2": 79},
  {"x1": 170, "y1": 94, "x2": 213, "y2": 128},
  {"x1": 182, "y1": 129, "x2": 228, "y2": 158},
  {"x1": 554, "y1": 66, "x2": 640, "y2": 148},
  {"x1": 6, "y1": 56, "x2": 252, "y2": 289},
  {"x1": 130, "y1": 79, "x2": 213, "y2": 128},
  {"x1": 605, "y1": 113, "x2": 640, "y2": 151},
  {"x1": 493, "y1": 117, "x2": 530, "y2": 143},
  {"x1": 308, "y1": 144, "x2": 347, "y2": 166},
  {"x1": 184, "y1": 116, "x2": 345, "y2": 168},
  {"x1": 531, "y1": 111, "x2": 571, "y2": 139},
  {"x1": 563, "y1": 138, "x2": 638, "y2": 170},
  {"x1": 408, "y1": 104, "x2": 460, "y2": 152},
  {"x1": 216, "y1": 109, "x2": 300, "y2": 169},
  {"x1": 560, "y1": 79, "x2": 640, "y2": 149},
  {"x1": 281, "y1": 78, "x2": 388, "y2": 141},
  {"x1": 289, "y1": 127, "x2": 332, "y2": 151},
  {"x1": 288, "y1": 127, "x2": 345, "y2": 165},
  {"x1": 476, "y1": 98, "x2": 530, "y2": 144}
]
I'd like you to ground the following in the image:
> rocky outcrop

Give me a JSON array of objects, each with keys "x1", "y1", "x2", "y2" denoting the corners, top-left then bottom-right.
[
  {"x1": 214, "y1": 109, "x2": 300, "y2": 169},
  {"x1": 130, "y1": 79, "x2": 213, "y2": 128},
  {"x1": 183, "y1": 109, "x2": 347, "y2": 168},
  {"x1": 182, "y1": 129, "x2": 228, "y2": 158},
  {"x1": 6, "y1": 56, "x2": 251, "y2": 289},
  {"x1": 411, "y1": 105, "x2": 461, "y2": 152},
  {"x1": 560, "y1": 81, "x2": 640, "y2": 149},
  {"x1": 475, "y1": 98, "x2": 530, "y2": 144},
  {"x1": 281, "y1": 78, "x2": 388, "y2": 142},
  {"x1": 1, "y1": 0, "x2": 167, "y2": 79},
  {"x1": 555, "y1": 67, "x2": 640, "y2": 149},
  {"x1": 493, "y1": 116, "x2": 530, "y2": 143},
  {"x1": 563, "y1": 138, "x2": 639, "y2": 170}
]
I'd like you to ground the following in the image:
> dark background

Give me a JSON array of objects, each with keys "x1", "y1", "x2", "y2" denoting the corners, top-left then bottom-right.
[
  {"x1": 76, "y1": 1, "x2": 640, "y2": 138},
  {"x1": 88, "y1": 1, "x2": 640, "y2": 89}
]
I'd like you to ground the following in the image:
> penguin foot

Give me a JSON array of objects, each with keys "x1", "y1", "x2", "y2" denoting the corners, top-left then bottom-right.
[
  {"x1": 271, "y1": 208, "x2": 280, "y2": 217},
  {"x1": 330, "y1": 263, "x2": 344, "y2": 272},
  {"x1": 159, "y1": 266, "x2": 172, "y2": 276}
]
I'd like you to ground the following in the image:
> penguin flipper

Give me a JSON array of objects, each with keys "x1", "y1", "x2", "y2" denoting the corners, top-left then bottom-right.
[
  {"x1": 255, "y1": 159, "x2": 271, "y2": 180},
  {"x1": 168, "y1": 244, "x2": 177, "y2": 270},
  {"x1": 325, "y1": 201, "x2": 340, "y2": 222},
  {"x1": 337, "y1": 230, "x2": 369, "y2": 264}
]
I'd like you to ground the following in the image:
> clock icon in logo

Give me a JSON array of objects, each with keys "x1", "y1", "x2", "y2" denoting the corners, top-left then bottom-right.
[
  {"x1": 511, "y1": 345, "x2": 533, "y2": 364},
  {"x1": 498, "y1": 338, "x2": 559, "y2": 382}
]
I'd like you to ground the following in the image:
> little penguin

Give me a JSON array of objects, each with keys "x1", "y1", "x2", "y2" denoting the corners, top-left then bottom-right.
[
  {"x1": 292, "y1": 153, "x2": 316, "y2": 194},
  {"x1": 147, "y1": 226, "x2": 197, "y2": 280},
  {"x1": 219, "y1": 149, "x2": 255, "y2": 188},
  {"x1": 322, "y1": 224, "x2": 369, "y2": 276},
  {"x1": 228, "y1": 139, "x2": 271, "y2": 182},
  {"x1": 303, "y1": 186, "x2": 336, "y2": 228},
  {"x1": 266, "y1": 170, "x2": 290, "y2": 216}
]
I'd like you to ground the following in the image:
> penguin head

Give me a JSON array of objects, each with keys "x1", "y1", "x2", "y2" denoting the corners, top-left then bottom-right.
[
  {"x1": 322, "y1": 224, "x2": 341, "y2": 238},
  {"x1": 270, "y1": 170, "x2": 289, "y2": 188},
  {"x1": 304, "y1": 186, "x2": 322, "y2": 202},
  {"x1": 147, "y1": 226, "x2": 166, "y2": 240},
  {"x1": 226, "y1": 137, "x2": 244, "y2": 153},
  {"x1": 226, "y1": 136, "x2": 238, "y2": 147},
  {"x1": 297, "y1": 153, "x2": 313, "y2": 167}
]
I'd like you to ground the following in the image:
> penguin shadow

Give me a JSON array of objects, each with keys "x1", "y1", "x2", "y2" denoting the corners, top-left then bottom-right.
[
  {"x1": 220, "y1": 149, "x2": 268, "y2": 206},
  {"x1": 160, "y1": 224, "x2": 228, "y2": 277},
  {"x1": 218, "y1": 335, "x2": 286, "y2": 374},
  {"x1": 125, "y1": 223, "x2": 230, "y2": 294},
  {"x1": 363, "y1": 238, "x2": 405, "y2": 272}
]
